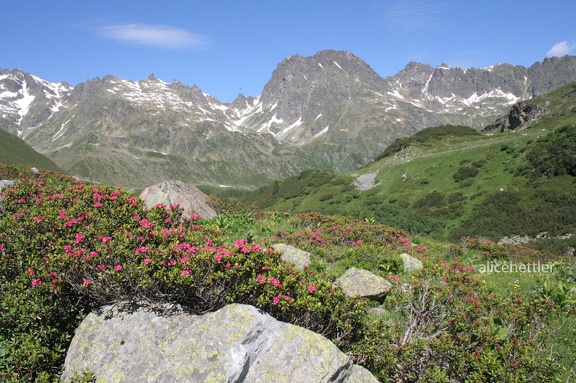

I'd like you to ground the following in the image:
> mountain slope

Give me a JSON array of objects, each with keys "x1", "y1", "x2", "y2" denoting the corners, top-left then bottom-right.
[
  {"x1": 239, "y1": 81, "x2": 576, "y2": 253},
  {"x1": 3, "y1": 52, "x2": 576, "y2": 190},
  {"x1": 0, "y1": 128, "x2": 62, "y2": 172},
  {"x1": 24, "y1": 75, "x2": 309, "y2": 191}
]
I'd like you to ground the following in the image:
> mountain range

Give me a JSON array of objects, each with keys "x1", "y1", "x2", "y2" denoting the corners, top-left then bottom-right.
[{"x1": 2, "y1": 50, "x2": 576, "y2": 190}]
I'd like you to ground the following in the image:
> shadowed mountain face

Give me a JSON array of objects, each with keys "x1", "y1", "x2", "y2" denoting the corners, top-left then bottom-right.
[{"x1": 2, "y1": 52, "x2": 576, "y2": 189}]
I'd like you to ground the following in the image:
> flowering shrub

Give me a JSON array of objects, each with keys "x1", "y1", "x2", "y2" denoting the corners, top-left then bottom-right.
[
  {"x1": 0, "y1": 169, "x2": 366, "y2": 382},
  {"x1": 354, "y1": 268, "x2": 560, "y2": 383}
]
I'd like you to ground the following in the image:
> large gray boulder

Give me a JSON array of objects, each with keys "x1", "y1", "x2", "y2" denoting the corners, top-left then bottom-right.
[
  {"x1": 61, "y1": 303, "x2": 379, "y2": 383},
  {"x1": 272, "y1": 243, "x2": 310, "y2": 270},
  {"x1": 139, "y1": 180, "x2": 217, "y2": 219},
  {"x1": 336, "y1": 268, "x2": 392, "y2": 300}
]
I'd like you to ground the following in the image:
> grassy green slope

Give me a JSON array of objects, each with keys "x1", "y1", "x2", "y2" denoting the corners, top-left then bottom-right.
[
  {"x1": 240, "y1": 82, "x2": 576, "y2": 253},
  {"x1": 0, "y1": 129, "x2": 63, "y2": 172}
]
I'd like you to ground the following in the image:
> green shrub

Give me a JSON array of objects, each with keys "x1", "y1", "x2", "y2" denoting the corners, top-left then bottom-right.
[
  {"x1": 525, "y1": 125, "x2": 576, "y2": 177},
  {"x1": 452, "y1": 165, "x2": 479, "y2": 182}
]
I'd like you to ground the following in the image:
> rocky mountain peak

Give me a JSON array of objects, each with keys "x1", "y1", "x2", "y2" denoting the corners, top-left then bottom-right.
[{"x1": 3, "y1": 52, "x2": 576, "y2": 190}]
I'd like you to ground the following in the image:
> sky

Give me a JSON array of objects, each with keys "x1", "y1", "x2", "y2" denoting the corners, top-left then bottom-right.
[{"x1": 1, "y1": 0, "x2": 575, "y2": 102}]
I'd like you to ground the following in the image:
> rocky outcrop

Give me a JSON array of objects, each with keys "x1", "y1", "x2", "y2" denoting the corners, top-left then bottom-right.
[
  {"x1": 400, "y1": 253, "x2": 423, "y2": 274},
  {"x1": 61, "y1": 303, "x2": 378, "y2": 383},
  {"x1": 272, "y1": 243, "x2": 310, "y2": 270},
  {"x1": 484, "y1": 102, "x2": 549, "y2": 132},
  {"x1": 336, "y1": 268, "x2": 392, "y2": 300},
  {"x1": 139, "y1": 180, "x2": 217, "y2": 219}
]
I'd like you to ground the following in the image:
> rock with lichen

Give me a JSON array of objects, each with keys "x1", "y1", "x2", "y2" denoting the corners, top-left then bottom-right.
[{"x1": 61, "y1": 303, "x2": 379, "y2": 383}]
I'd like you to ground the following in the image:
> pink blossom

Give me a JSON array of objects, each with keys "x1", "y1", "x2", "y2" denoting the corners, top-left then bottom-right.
[
  {"x1": 0, "y1": 244, "x2": 4, "y2": 251},
  {"x1": 257, "y1": 274, "x2": 266, "y2": 284},
  {"x1": 12, "y1": 213, "x2": 19, "y2": 219},
  {"x1": 143, "y1": 258, "x2": 153, "y2": 265},
  {"x1": 92, "y1": 192, "x2": 106, "y2": 201},
  {"x1": 233, "y1": 239, "x2": 247, "y2": 248},
  {"x1": 167, "y1": 260, "x2": 176, "y2": 266},
  {"x1": 225, "y1": 263, "x2": 231, "y2": 269},
  {"x1": 99, "y1": 236, "x2": 112, "y2": 244},
  {"x1": 139, "y1": 219, "x2": 154, "y2": 228},
  {"x1": 26, "y1": 268, "x2": 35, "y2": 275},
  {"x1": 307, "y1": 285, "x2": 317, "y2": 294},
  {"x1": 73, "y1": 233, "x2": 85, "y2": 246},
  {"x1": 114, "y1": 264, "x2": 122, "y2": 271},
  {"x1": 82, "y1": 279, "x2": 93, "y2": 286},
  {"x1": 31, "y1": 278, "x2": 42, "y2": 287},
  {"x1": 135, "y1": 246, "x2": 149, "y2": 255},
  {"x1": 193, "y1": 224, "x2": 200, "y2": 230},
  {"x1": 241, "y1": 247, "x2": 250, "y2": 254},
  {"x1": 94, "y1": 202, "x2": 103, "y2": 208},
  {"x1": 35, "y1": 199, "x2": 43, "y2": 205},
  {"x1": 33, "y1": 216, "x2": 46, "y2": 223},
  {"x1": 268, "y1": 278, "x2": 283, "y2": 289},
  {"x1": 90, "y1": 251, "x2": 98, "y2": 257},
  {"x1": 272, "y1": 295, "x2": 282, "y2": 305},
  {"x1": 17, "y1": 198, "x2": 26, "y2": 204},
  {"x1": 180, "y1": 270, "x2": 191, "y2": 277},
  {"x1": 96, "y1": 264, "x2": 106, "y2": 271}
]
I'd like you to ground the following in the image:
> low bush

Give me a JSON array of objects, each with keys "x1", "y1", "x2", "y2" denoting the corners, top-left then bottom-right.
[{"x1": 0, "y1": 170, "x2": 366, "y2": 382}]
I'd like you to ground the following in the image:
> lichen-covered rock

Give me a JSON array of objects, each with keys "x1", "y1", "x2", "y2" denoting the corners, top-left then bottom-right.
[
  {"x1": 139, "y1": 180, "x2": 217, "y2": 219},
  {"x1": 335, "y1": 268, "x2": 392, "y2": 300},
  {"x1": 272, "y1": 243, "x2": 310, "y2": 270},
  {"x1": 0, "y1": 180, "x2": 15, "y2": 191},
  {"x1": 61, "y1": 303, "x2": 379, "y2": 383},
  {"x1": 400, "y1": 253, "x2": 423, "y2": 273}
]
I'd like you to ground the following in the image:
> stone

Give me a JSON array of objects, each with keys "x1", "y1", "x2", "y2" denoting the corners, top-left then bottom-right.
[
  {"x1": 61, "y1": 303, "x2": 378, "y2": 383},
  {"x1": 272, "y1": 243, "x2": 310, "y2": 270},
  {"x1": 335, "y1": 268, "x2": 392, "y2": 300},
  {"x1": 0, "y1": 180, "x2": 15, "y2": 212},
  {"x1": 400, "y1": 253, "x2": 423, "y2": 273},
  {"x1": 139, "y1": 180, "x2": 217, "y2": 219},
  {"x1": 0, "y1": 180, "x2": 15, "y2": 191}
]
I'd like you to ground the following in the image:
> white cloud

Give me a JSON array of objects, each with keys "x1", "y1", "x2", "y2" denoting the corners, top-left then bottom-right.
[
  {"x1": 546, "y1": 41, "x2": 576, "y2": 58},
  {"x1": 100, "y1": 24, "x2": 209, "y2": 49}
]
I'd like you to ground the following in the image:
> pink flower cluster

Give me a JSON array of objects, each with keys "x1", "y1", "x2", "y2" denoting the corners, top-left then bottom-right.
[{"x1": 272, "y1": 294, "x2": 293, "y2": 305}]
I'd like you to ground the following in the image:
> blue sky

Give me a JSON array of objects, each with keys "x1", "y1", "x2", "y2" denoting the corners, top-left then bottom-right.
[{"x1": 2, "y1": 0, "x2": 575, "y2": 102}]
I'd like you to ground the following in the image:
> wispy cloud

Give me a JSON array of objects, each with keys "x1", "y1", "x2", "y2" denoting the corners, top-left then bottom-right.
[
  {"x1": 382, "y1": 0, "x2": 450, "y2": 33},
  {"x1": 546, "y1": 40, "x2": 576, "y2": 58},
  {"x1": 99, "y1": 23, "x2": 209, "y2": 49}
]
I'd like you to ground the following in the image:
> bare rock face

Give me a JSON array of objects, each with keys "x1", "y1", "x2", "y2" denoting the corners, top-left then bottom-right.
[
  {"x1": 484, "y1": 102, "x2": 549, "y2": 132},
  {"x1": 335, "y1": 268, "x2": 392, "y2": 300},
  {"x1": 139, "y1": 180, "x2": 217, "y2": 219},
  {"x1": 61, "y1": 303, "x2": 379, "y2": 383}
]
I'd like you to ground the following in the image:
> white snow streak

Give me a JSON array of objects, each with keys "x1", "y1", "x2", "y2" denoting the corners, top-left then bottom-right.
[{"x1": 312, "y1": 126, "x2": 329, "y2": 139}]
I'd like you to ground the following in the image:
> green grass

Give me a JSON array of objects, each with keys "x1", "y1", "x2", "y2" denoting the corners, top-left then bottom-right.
[
  {"x1": 0, "y1": 129, "x2": 63, "y2": 172},
  {"x1": 235, "y1": 82, "x2": 576, "y2": 253}
]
